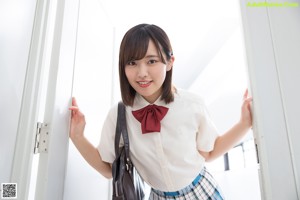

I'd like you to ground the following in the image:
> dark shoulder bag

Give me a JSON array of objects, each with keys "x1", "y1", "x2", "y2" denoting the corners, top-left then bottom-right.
[{"x1": 112, "y1": 102, "x2": 145, "y2": 200}]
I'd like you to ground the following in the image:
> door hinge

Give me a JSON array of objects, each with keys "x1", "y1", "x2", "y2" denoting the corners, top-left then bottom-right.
[{"x1": 34, "y1": 122, "x2": 49, "y2": 154}]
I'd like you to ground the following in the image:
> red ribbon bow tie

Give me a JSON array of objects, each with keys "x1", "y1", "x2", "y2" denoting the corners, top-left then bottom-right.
[{"x1": 132, "y1": 104, "x2": 169, "y2": 134}]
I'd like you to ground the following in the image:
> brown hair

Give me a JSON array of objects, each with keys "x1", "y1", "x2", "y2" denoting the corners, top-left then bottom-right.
[{"x1": 119, "y1": 24, "x2": 174, "y2": 106}]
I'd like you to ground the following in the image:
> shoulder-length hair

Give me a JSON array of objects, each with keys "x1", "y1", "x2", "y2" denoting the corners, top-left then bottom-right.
[{"x1": 119, "y1": 24, "x2": 174, "y2": 106}]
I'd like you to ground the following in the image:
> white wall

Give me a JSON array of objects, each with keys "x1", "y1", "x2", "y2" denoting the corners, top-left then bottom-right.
[
  {"x1": 0, "y1": 0, "x2": 37, "y2": 183},
  {"x1": 189, "y1": 22, "x2": 261, "y2": 200}
]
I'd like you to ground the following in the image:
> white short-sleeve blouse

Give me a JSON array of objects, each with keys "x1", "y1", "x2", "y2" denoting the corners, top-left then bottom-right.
[{"x1": 98, "y1": 89, "x2": 219, "y2": 191}]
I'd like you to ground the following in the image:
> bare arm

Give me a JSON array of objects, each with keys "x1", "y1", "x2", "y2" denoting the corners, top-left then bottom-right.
[
  {"x1": 69, "y1": 97, "x2": 112, "y2": 179},
  {"x1": 199, "y1": 89, "x2": 253, "y2": 162}
]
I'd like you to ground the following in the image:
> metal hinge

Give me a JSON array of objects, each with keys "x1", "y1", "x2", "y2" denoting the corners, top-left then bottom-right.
[{"x1": 34, "y1": 122, "x2": 49, "y2": 154}]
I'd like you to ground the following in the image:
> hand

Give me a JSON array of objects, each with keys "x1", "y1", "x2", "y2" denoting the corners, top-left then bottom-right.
[
  {"x1": 69, "y1": 97, "x2": 86, "y2": 140},
  {"x1": 240, "y1": 89, "x2": 253, "y2": 129}
]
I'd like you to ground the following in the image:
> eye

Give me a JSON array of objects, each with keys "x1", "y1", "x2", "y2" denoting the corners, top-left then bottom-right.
[
  {"x1": 127, "y1": 60, "x2": 136, "y2": 66},
  {"x1": 148, "y1": 59, "x2": 157, "y2": 64}
]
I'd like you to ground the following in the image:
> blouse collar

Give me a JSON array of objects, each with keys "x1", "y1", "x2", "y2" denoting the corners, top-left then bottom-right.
[{"x1": 133, "y1": 93, "x2": 166, "y2": 110}]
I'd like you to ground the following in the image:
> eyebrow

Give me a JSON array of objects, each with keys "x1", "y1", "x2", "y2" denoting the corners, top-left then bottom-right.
[
  {"x1": 129, "y1": 54, "x2": 160, "y2": 61},
  {"x1": 144, "y1": 54, "x2": 159, "y2": 58}
]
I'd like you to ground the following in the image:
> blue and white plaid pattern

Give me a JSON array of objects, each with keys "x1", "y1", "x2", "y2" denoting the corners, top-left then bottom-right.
[{"x1": 149, "y1": 167, "x2": 224, "y2": 200}]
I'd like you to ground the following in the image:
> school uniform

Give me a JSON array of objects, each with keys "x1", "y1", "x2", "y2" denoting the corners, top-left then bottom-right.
[{"x1": 98, "y1": 89, "x2": 224, "y2": 199}]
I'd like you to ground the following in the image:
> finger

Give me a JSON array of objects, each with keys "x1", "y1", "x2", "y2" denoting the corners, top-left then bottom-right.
[
  {"x1": 69, "y1": 106, "x2": 79, "y2": 111},
  {"x1": 245, "y1": 97, "x2": 253, "y2": 102},
  {"x1": 72, "y1": 97, "x2": 78, "y2": 107},
  {"x1": 69, "y1": 107, "x2": 79, "y2": 117},
  {"x1": 243, "y1": 89, "x2": 248, "y2": 100},
  {"x1": 243, "y1": 97, "x2": 253, "y2": 106},
  {"x1": 243, "y1": 97, "x2": 253, "y2": 111}
]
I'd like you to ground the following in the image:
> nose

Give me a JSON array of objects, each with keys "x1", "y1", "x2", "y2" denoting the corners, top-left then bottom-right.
[{"x1": 137, "y1": 63, "x2": 148, "y2": 78}]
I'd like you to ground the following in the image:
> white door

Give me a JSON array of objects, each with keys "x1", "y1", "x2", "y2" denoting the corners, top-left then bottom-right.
[
  {"x1": 8, "y1": 0, "x2": 80, "y2": 199},
  {"x1": 240, "y1": 0, "x2": 300, "y2": 199},
  {"x1": 34, "y1": 0, "x2": 80, "y2": 199}
]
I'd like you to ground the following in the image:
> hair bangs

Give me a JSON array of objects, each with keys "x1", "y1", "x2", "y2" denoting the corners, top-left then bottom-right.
[{"x1": 123, "y1": 31, "x2": 150, "y2": 64}]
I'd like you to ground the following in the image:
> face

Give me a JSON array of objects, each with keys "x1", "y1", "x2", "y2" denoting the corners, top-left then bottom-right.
[{"x1": 125, "y1": 40, "x2": 174, "y2": 103}]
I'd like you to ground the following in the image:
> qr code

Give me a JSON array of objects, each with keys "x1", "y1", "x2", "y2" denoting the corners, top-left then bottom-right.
[{"x1": 1, "y1": 183, "x2": 17, "y2": 199}]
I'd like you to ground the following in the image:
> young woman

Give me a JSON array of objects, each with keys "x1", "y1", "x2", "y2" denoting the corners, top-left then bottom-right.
[{"x1": 69, "y1": 23, "x2": 253, "y2": 199}]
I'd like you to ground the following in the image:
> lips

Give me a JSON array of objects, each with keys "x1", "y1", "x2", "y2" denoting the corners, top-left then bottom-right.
[{"x1": 137, "y1": 81, "x2": 152, "y2": 88}]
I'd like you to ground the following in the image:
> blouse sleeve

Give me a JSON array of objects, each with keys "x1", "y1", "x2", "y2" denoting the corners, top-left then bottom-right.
[
  {"x1": 196, "y1": 103, "x2": 219, "y2": 152},
  {"x1": 97, "y1": 104, "x2": 118, "y2": 163}
]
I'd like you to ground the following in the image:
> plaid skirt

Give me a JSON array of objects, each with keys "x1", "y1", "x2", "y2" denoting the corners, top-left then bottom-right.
[{"x1": 149, "y1": 167, "x2": 224, "y2": 200}]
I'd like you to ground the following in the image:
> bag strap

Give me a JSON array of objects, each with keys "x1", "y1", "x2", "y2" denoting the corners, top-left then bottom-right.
[
  {"x1": 115, "y1": 102, "x2": 130, "y2": 160},
  {"x1": 114, "y1": 102, "x2": 122, "y2": 157}
]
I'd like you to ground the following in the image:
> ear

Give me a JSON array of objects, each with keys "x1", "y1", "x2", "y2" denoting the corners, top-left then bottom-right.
[{"x1": 166, "y1": 56, "x2": 175, "y2": 71}]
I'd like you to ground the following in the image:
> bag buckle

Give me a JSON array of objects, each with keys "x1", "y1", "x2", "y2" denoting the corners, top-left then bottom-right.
[{"x1": 126, "y1": 158, "x2": 132, "y2": 172}]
